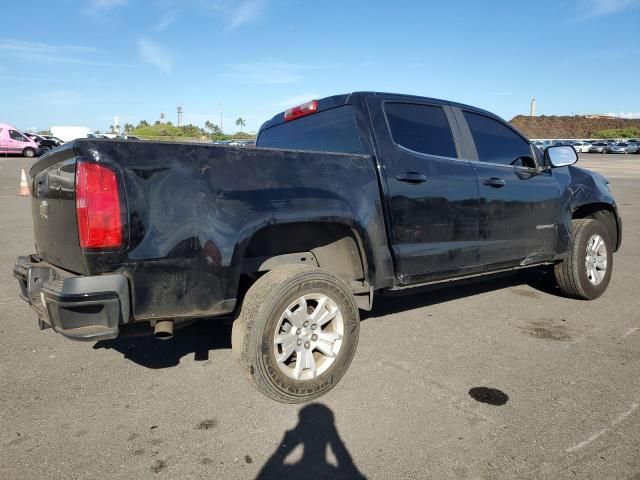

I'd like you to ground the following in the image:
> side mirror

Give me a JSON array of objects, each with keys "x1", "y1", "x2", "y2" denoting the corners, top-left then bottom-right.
[{"x1": 545, "y1": 145, "x2": 578, "y2": 167}]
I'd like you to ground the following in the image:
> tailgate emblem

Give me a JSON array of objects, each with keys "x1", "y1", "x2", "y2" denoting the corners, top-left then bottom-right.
[{"x1": 39, "y1": 200, "x2": 49, "y2": 220}]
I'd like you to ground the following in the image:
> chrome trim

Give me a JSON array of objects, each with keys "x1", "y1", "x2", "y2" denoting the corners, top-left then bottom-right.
[{"x1": 396, "y1": 144, "x2": 472, "y2": 164}]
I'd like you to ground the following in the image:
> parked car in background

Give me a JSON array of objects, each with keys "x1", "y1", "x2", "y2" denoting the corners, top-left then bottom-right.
[
  {"x1": 589, "y1": 142, "x2": 608, "y2": 153},
  {"x1": 626, "y1": 140, "x2": 640, "y2": 153},
  {"x1": 24, "y1": 133, "x2": 62, "y2": 152},
  {"x1": 606, "y1": 143, "x2": 631, "y2": 154},
  {"x1": 125, "y1": 135, "x2": 142, "y2": 141},
  {"x1": 40, "y1": 134, "x2": 65, "y2": 145},
  {"x1": 572, "y1": 142, "x2": 591, "y2": 153},
  {"x1": 0, "y1": 123, "x2": 43, "y2": 157},
  {"x1": 228, "y1": 139, "x2": 255, "y2": 146}
]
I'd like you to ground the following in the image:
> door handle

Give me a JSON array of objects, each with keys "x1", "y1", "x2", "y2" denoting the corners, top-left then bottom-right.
[
  {"x1": 396, "y1": 172, "x2": 427, "y2": 184},
  {"x1": 483, "y1": 177, "x2": 506, "y2": 188}
]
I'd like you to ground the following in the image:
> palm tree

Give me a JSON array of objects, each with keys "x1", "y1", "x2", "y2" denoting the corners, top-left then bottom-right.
[{"x1": 235, "y1": 117, "x2": 246, "y2": 132}]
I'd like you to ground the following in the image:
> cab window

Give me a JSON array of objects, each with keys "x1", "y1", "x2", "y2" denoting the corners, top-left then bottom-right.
[
  {"x1": 384, "y1": 103, "x2": 458, "y2": 158},
  {"x1": 464, "y1": 111, "x2": 535, "y2": 167}
]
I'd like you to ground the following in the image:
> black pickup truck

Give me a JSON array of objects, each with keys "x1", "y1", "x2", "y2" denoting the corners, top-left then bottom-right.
[{"x1": 14, "y1": 92, "x2": 622, "y2": 403}]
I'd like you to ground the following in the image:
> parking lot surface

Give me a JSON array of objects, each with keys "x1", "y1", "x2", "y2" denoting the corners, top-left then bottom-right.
[{"x1": 1, "y1": 154, "x2": 639, "y2": 479}]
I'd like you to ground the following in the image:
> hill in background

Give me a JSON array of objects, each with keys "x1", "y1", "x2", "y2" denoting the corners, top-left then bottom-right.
[{"x1": 510, "y1": 115, "x2": 640, "y2": 139}]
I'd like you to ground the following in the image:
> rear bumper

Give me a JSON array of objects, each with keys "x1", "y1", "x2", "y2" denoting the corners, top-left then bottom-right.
[{"x1": 13, "y1": 255, "x2": 130, "y2": 341}]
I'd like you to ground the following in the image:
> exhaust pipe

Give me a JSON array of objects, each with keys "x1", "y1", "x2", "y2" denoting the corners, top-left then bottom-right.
[{"x1": 154, "y1": 320, "x2": 174, "y2": 340}]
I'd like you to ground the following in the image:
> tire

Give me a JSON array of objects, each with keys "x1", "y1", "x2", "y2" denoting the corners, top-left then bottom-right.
[
  {"x1": 232, "y1": 264, "x2": 360, "y2": 403},
  {"x1": 23, "y1": 148, "x2": 35, "y2": 158},
  {"x1": 554, "y1": 219, "x2": 613, "y2": 300}
]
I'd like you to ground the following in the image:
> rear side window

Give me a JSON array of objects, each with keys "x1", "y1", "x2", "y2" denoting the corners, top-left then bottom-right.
[
  {"x1": 384, "y1": 103, "x2": 458, "y2": 158},
  {"x1": 257, "y1": 106, "x2": 363, "y2": 154},
  {"x1": 463, "y1": 111, "x2": 532, "y2": 166}
]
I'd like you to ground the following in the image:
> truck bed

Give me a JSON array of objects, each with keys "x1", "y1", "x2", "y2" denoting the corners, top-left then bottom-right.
[{"x1": 28, "y1": 139, "x2": 391, "y2": 322}]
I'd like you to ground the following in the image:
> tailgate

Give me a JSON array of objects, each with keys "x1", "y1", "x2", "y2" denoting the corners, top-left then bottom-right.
[{"x1": 30, "y1": 145, "x2": 86, "y2": 274}]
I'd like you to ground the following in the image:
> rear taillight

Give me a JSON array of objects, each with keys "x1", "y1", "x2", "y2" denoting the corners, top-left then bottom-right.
[
  {"x1": 284, "y1": 100, "x2": 318, "y2": 122},
  {"x1": 75, "y1": 161, "x2": 123, "y2": 249}
]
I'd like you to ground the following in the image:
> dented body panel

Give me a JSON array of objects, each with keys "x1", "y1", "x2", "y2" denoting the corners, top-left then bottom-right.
[{"x1": 20, "y1": 91, "x2": 621, "y2": 333}]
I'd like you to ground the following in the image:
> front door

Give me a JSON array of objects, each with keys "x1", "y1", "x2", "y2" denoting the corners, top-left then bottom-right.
[
  {"x1": 457, "y1": 109, "x2": 560, "y2": 266},
  {"x1": 366, "y1": 96, "x2": 479, "y2": 283}
]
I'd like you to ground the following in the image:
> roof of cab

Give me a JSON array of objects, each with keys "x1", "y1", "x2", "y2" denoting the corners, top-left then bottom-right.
[{"x1": 257, "y1": 91, "x2": 506, "y2": 133}]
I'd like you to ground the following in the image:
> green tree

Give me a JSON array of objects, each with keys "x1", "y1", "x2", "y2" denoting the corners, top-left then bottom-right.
[
  {"x1": 205, "y1": 120, "x2": 222, "y2": 136},
  {"x1": 136, "y1": 120, "x2": 150, "y2": 129},
  {"x1": 595, "y1": 127, "x2": 640, "y2": 139},
  {"x1": 123, "y1": 123, "x2": 134, "y2": 134},
  {"x1": 235, "y1": 117, "x2": 246, "y2": 132}
]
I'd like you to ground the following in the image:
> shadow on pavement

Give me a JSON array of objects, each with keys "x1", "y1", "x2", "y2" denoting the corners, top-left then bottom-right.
[
  {"x1": 93, "y1": 318, "x2": 231, "y2": 368},
  {"x1": 256, "y1": 403, "x2": 366, "y2": 480},
  {"x1": 94, "y1": 267, "x2": 559, "y2": 368}
]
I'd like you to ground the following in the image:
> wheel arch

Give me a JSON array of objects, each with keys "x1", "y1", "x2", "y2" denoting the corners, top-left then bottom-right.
[
  {"x1": 572, "y1": 202, "x2": 621, "y2": 252},
  {"x1": 228, "y1": 220, "x2": 376, "y2": 310}
]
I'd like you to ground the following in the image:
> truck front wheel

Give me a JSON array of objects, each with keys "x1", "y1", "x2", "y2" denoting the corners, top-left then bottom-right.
[
  {"x1": 554, "y1": 218, "x2": 613, "y2": 300},
  {"x1": 232, "y1": 264, "x2": 360, "y2": 403}
]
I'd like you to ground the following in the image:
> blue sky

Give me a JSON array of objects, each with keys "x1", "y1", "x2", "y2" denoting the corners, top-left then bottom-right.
[{"x1": 1, "y1": 0, "x2": 639, "y2": 133}]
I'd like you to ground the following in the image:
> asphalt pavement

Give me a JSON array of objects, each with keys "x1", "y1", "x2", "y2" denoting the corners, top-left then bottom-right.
[{"x1": 0, "y1": 153, "x2": 638, "y2": 479}]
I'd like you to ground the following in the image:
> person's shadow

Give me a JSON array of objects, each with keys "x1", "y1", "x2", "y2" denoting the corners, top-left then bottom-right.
[{"x1": 256, "y1": 403, "x2": 366, "y2": 480}]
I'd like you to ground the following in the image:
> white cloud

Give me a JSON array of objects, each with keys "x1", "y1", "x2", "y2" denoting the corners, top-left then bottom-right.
[
  {"x1": 0, "y1": 39, "x2": 132, "y2": 67},
  {"x1": 0, "y1": 40, "x2": 97, "y2": 55},
  {"x1": 608, "y1": 112, "x2": 640, "y2": 119},
  {"x1": 576, "y1": 0, "x2": 640, "y2": 20},
  {"x1": 228, "y1": 0, "x2": 266, "y2": 30},
  {"x1": 227, "y1": 61, "x2": 340, "y2": 85},
  {"x1": 155, "y1": 10, "x2": 181, "y2": 31},
  {"x1": 150, "y1": 0, "x2": 267, "y2": 32},
  {"x1": 137, "y1": 37, "x2": 172, "y2": 74}
]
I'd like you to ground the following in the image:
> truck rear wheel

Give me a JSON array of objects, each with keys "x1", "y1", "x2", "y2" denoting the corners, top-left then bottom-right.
[
  {"x1": 554, "y1": 218, "x2": 612, "y2": 300},
  {"x1": 232, "y1": 264, "x2": 360, "y2": 403}
]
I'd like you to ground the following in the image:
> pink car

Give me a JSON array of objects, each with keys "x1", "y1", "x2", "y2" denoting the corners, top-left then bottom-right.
[{"x1": 0, "y1": 123, "x2": 42, "y2": 158}]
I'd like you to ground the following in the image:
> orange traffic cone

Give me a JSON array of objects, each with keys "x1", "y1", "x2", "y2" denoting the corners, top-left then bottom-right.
[{"x1": 18, "y1": 169, "x2": 30, "y2": 196}]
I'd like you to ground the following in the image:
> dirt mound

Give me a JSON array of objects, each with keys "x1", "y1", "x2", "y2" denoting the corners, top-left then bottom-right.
[{"x1": 509, "y1": 115, "x2": 640, "y2": 139}]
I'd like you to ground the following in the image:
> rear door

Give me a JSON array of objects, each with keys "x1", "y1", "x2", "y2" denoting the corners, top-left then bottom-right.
[
  {"x1": 453, "y1": 108, "x2": 560, "y2": 267},
  {"x1": 366, "y1": 95, "x2": 479, "y2": 283}
]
